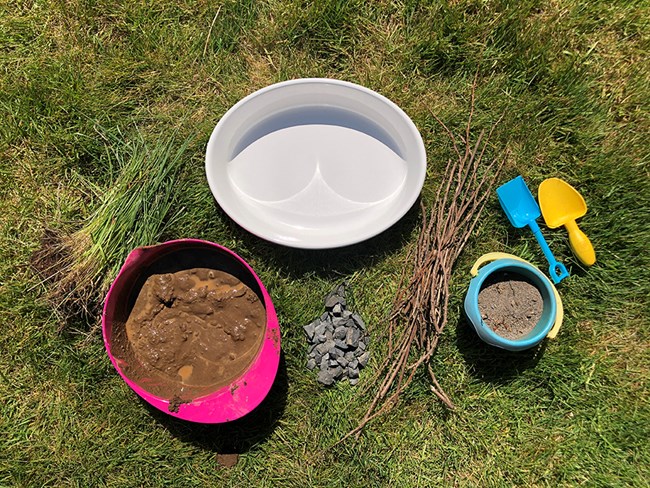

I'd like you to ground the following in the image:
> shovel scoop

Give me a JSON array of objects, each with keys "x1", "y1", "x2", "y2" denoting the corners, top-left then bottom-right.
[
  {"x1": 539, "y1": 177, "x2": 595, "y2": 266},
  {"x1": 497, "y1": 176, "x2": 569, "y2": 284}
]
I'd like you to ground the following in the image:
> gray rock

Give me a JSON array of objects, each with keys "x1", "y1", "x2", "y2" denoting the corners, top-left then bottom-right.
[
  {"x1": 335, "y1": 283, "x2": 346, "y2": 297},
  {"x1": 320, "y1": 356, "x2": 329, "y2": 370},
  {"x1": 315, "y1": 334, "x2": 326, "y2": 344},
  {"x1": 314, "y1": 321, "x2": 327, "y2": 338},
  {"x1": 358, "y1": 351, "x2": 370, "y2": 368},
  {"x1": 349, "y1": 377, "x2": 359, "y2": 386},
  {"x1": 357, "y1": 340, "x2": 367, "y2": 351},
  {"x1": 303, "y1": 321, "x2": 316, "y2": 340},
  {"x1": 324, "y1": 322, "x2": 334, "y2": 334},
  {"x1": 346, "y1": 327, "x2": 360, "y2": 348},
  {"x1": 334, "y1": 339, "x2": 348, "y2": 350},
  {"x1": 329, "y1": 347, "x2": 343, "y2": 359},
  {"x1": 329, "y1": 359, "x2": 339, "y2": 368},
  {"x1": 332, "y1": 303, "x2": 343, "y2": 316},
  {"x1": 344, "y1": 351, "x2": 355, "y2": 361},
  {"x1": 324, "y1": 330, "x2": 333, "y2": 341},
  {"x1": 321, "y1": 312, "x2": 330, "y2": 321},
  {"x1": 315, "y1": 342, "x2": 331, "y2": 355},
  {"x1": 342, "y1": 310, "x2": 353, "y2": 319},
  {"x1": 308, "y1": 343, "x2": 317, "y2": 354},
  {"x1": 324, "y1": 294, "x2": 339, "y2": 309},
  {"x1": 313, "y1": 351, "x2": 322, "y2": 364},
  {"x1": 331, "y1": 366, "x2": 344, "y2": 379},
  {"x1": 349, "y1": 359, "x2": 359, "y2": 371},
  {"x1": 306, "y1": 358, "x2": 317, "y2": 370},
  {"x1": 352, "y1": 313, "x2": 366, "y2": 330},
  {"x1": 348, "y1": 367, "x2": 359, "y2": 379},
  {"x1": 333, "y1": 316, "x2": 348, "y2": 327},
  {"x1": 317, "y1": 369, "x2": 335, "y2": 386},
  {"x1": 334, "y1": 326, "x2": 347, "y2": 340},
  {"x1": 337, "y1": 356, "x2": 349, "y2": 368},
  {"x1": 326, "y1": 286, "x2": 347, "y2": 307}
]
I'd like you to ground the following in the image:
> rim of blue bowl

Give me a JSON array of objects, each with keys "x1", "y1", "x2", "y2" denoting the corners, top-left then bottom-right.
[{"x1": 466, "y1": 258, "x2": 557, "y2": 350}]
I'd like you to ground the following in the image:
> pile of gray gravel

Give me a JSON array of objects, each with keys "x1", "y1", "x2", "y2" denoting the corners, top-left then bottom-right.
[{"x1": 303, "y1": 283, "x2": 369, "y2": 386}]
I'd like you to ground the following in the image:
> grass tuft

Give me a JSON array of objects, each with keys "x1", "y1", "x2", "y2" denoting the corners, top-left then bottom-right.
[{"x1": 32, "y1": 129, "x2": 192, "y2": 323}]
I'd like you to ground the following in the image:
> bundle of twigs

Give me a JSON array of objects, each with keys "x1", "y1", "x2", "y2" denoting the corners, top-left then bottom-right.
[{"x1": 346, "y1": 80, "x2": 506, "y2": 439}]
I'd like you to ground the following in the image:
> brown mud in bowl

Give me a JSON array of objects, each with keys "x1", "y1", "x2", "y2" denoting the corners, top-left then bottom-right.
[
  {"x1": 108, "y1": 246, "x2": 267, "y2": 410},
  {"x1": 477, "y1": 271, "x2": 543, "y2": 341}
]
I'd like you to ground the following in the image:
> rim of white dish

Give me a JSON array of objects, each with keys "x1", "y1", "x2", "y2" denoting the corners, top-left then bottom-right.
[{"x1": 205, "y1": 78, "x2": 427, "y2": 249}]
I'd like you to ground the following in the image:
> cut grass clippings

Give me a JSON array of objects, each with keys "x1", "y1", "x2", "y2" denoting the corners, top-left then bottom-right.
[{"x1": 32, "y1": 129, "x2": 192, "y2": 323}]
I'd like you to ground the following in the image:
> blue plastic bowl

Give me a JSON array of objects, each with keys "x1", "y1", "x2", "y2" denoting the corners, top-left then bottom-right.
[{"x1": 464, "y1": 258, "x2": 556, "y2": 351}]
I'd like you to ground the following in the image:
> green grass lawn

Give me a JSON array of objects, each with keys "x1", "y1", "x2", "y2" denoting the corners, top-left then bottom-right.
[{"x1": 1, "y1": 1, "x2": 648, "y2": 486}]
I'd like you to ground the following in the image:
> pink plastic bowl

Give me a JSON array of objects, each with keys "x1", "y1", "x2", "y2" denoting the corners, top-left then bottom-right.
[{"x1": 102, "y1": 239, "x2": 281, "y2": 423}]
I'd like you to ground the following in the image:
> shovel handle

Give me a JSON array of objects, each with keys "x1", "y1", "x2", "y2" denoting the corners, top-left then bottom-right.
[
  {"x1": 565, "y1": 220, "x2": 596, "y2": 266},
  {"x1": 529, "y1": 220, "x2": 569, "y2": 284},
  {"x1": 548, "y1": 261, "x2": 569, "y2": 285}
]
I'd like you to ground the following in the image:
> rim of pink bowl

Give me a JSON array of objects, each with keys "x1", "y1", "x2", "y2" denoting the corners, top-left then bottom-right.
[{"x1": 101, "y1": 238, "x2": 281, "y2": 424}]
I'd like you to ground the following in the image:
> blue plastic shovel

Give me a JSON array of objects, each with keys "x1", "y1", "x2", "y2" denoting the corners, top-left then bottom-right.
[{"x1": 497, "y1": 176, "x2": 569, "y2": 284}]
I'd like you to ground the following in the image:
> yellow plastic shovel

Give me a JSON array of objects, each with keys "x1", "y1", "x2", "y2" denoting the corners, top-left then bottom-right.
[{"x1": 538, "y1": 178, "x2": 596, "y2": 266}]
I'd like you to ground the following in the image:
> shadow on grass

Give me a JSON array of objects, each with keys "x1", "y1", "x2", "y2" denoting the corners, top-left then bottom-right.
[
  {"x1": 212, "y1": 195, "x2": 421, "y2": 279},
  {"x1": 145, "y1": 351, "x2": 289, "y2": 455},
  {"x1": 455, "y1": 315, "x2": 547, "y2": 385}
]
